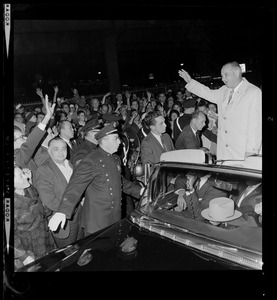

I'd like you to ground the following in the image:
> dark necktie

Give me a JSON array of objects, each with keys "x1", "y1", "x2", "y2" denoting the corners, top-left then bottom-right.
[
  {"x1": 227, "y1": 89, "x2": 234, "y2": 104},
  {"x1": 160, "y1": 135, "x2": 168, "y2": 152},
  {"x1": 195, "y1": 131, "x2": 201, "y2": 147},
  {"x1": 70, "y1": 139, "x2": 76, "y2": 149}
]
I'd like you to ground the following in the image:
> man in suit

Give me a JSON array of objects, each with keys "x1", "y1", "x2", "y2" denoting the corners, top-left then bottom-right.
[
  {"x1": 57, "y1": 120, "x2": 77, "y2": 164},
  {"x1": 179, "y1": 61, "x2": 262, "y2": 160},
  {"x1": 229, "y1": 180, "x2": 262, "y2": 227},
  {"x1": 72, "y1": 118, "x2": 101, "y2": 167},
  {"x1": 48, "y1": 124, "x2": 144, "y2": 236},
  {"x1": 174, "y1": 170, "x2": 228, "y2": 219},
  {"x1": 35, "y1": 136, "x2": 84, "y2": 248},
  {"x1": 14, "y1": 97, "x2": 55, "y2": 185},
  {"x1": 173, "y1": 98, "x2": 196, "y2": 142},
  {"x1": 175, "y1": 110, "x2": 207, "y2": 150},
  {"x1": 141, "y1": 111, "x2": 175, "y2": 167}
]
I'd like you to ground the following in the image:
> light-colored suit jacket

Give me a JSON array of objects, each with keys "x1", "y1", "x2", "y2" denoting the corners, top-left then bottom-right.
[{"x1": 186, "y1": 78, "x2": 262, "y2": 160}]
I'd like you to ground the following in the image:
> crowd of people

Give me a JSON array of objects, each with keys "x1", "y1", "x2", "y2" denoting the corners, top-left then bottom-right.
[{"x1": 13, "y1": 61, "x2": 262, "y2": 270}]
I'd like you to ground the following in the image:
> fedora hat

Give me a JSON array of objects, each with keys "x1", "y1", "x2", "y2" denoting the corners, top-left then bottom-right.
[{"x1": 201, "y1": 197, "x2": 242, "y2": 222}]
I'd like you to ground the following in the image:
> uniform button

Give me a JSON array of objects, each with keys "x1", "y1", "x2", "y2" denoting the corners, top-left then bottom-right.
[
  {"x1": 100, "y1": 160, "x2": 102, "y2": 162},
  {"x1": 110, "y1": 193, "x2": 113, "y2": 196},
  {"x1": 226, "y1": 144, "x2": 228, "y2": 147},
  {"x1": 107, "y1": 179, "x2": 109, "y2": 181},
  {"x1": 111, "y1": 206, "x2": 113, "y2": 209},
  {"x1": 106, "y1": 174, "x2": 108, "y2": 176},
  {"x1": 110, "y1": 188, "x2": 112, "y2": 190},
  {"x1": 225, "y1": 130, "x2": 227, "y2": 133},
  {"x1": 103, "y1": 165, "x2": 105, "y2": 167}
]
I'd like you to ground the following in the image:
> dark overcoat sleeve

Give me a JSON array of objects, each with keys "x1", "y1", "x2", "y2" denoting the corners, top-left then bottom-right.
[
  {"x1": 141, "y1": 138, "x2": 155, "y2": 166},
  {"x1": 121, "y1": 176, "x2": 141, "y2": 199},
  {"x1": 202, "y1": 128, "x2": 217, "y2": 143},
  {"x1": 14, "y1": 126, "x2": 46, "y2": 168},
  {"x1": 57, "y1": 158, "x2": 98, "y2": 219}
]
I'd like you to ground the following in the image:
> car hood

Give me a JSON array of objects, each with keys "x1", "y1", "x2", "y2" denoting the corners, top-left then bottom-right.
[{"x1": 18, "y1": 214, "x2": 251, "y2": 272}]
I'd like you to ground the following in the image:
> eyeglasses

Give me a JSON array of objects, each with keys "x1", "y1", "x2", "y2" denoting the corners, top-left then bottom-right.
[{"x1": 14, "y1": 135, "x2": 26, "y2": 142}]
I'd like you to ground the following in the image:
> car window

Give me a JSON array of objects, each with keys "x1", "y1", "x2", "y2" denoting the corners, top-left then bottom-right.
[{"x1": 137, "y1": 163, "x2": 262, "y2": 256}]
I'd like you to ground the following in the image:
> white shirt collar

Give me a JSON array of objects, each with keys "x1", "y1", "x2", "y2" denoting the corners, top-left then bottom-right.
[
  {"x1": 233, "y1": 79, "x2": 243, "y2": 93},
  {"x1": 199, "y1": 174, "x2": 211, "y2": 189},
  {"x1": 190, "y1": 125, "x2": 197, "y2": 135},
  {"x1": 53, "y1": 159, "x2": 72, "y2": 182}
]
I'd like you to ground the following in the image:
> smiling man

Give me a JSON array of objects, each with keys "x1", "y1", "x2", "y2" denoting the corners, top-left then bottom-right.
[
  {"x1": 35, "y1": 136, "x2": 84, "y2": 248},
  {"x1": 141, "y1": 111, "x2": 175, "y2": 167},
  {"x1": 178, "y1": 61, "x2": 262, "y2": 161},
  {"x1": 48, "y1": 123, "x2": 143, "y2": 236}
]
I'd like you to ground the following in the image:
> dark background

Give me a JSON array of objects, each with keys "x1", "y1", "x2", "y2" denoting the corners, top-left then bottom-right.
[
  {"x1": 3, "y1": 3, "x2": 276, "y2": 299},
  {"x1": 11, "y1": 4, "x2": 271, "y2": 102}
]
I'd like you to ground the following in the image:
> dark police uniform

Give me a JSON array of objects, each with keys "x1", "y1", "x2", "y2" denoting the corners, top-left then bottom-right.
[
  {"x1": 72, "y1": 117, "x2": 101, "y2": 167},
  {"x1": 72, "y1": 139, "x2": 98, "y2": 167},
  {"x1": 57, "y1": 146, "x2": 141, "y2": 235}
]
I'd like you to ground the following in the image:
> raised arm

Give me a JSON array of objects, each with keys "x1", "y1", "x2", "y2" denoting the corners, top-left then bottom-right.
[
  {"x1": 36, "y1": 88, "x2": 46, "y2": 107},
  {"x1": 125, "y1": 90, "x2": 131, "y2": 110},
  {"x1": 40, "y1": 94, "x2": 56, "y2": 126},
  {"x1": 101, "y1": 92, "x2": 111, "y2": 105},
  {"x1": 178, "y1": 69, "x2": 192, "y2": 84},
  {"x1": 53, "y1": 86, "x2": 59, "y2": 104}
]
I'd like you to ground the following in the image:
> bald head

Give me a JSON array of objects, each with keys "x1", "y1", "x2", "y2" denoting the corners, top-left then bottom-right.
[{"x1": 221, "y1": 61, "x2": 243, "y2": 89}]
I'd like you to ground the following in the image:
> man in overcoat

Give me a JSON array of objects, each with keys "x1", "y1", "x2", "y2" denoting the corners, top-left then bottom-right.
[
  {"x1": 72, "y1": 118, "x2": 101, "y2": 167},
  {"x1": 178, "y1": 61, "x2": 262, "y2": 161},
  {"x1": 35, "y1": 137, "x2": 84, "y2": 247}
]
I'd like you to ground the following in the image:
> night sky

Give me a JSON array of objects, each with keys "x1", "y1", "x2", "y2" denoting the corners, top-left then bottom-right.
[{"x1": 8, "y1": 4, "x2": 275, "y2": 100}]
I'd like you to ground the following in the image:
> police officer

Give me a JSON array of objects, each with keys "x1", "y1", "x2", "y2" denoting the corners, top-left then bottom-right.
[
  {"x1": 48, "y1": 124, "x2": 144, "y2": 236},
  {"x1": 72, "y1": 118, "x2": 102, "y2": 167}
]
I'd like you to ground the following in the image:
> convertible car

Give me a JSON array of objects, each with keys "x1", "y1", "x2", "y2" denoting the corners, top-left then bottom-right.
[{"x1": 17, "y1": 150, "x2": 262, "y2": 271}]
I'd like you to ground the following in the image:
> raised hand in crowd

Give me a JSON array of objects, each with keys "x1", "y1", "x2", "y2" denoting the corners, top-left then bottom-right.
[
  {"x1": 142, "y1": 96, "x2": 149, "y2": 108},
  {"x1": 146, "y1": 90, "x2": 152, "y2": 101},
  {"x1": 36, "y1": 88, "x2": 44, "y2": 100},
  {"x1": 53, "y1": 86, "x2": 59, "y2": 94},
  {"x1": 52, "y1": 86, "x2": 59, "y2": 104},
  {"x1": 102, "y1": 92, "x2": 111, "y2": 104},
  {"x1": 178, "y1": 69, "x2": 192, "y2": 83},
  {"x1": 124, "y1": 90, "x2": 131, "y2": 100},
  {"x1": 41, "y1": 94, "x2": 56, "y2": 126}
]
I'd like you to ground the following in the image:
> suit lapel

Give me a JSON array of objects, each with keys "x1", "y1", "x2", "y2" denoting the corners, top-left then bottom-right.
[
  {"x1": 189, "y1": 126, "x2": 200, "y2": 147},
  {"x1": 150, "y1": 132, "x2": 164, "y2": 151},
  {"x1": 240, "y1": 185, "x2": 262, "y2": 206},
  {"x1": 48, "y1": 159, "x2": 69, "y2": 188}
]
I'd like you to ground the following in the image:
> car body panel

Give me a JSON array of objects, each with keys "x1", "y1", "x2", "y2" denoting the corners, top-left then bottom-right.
[{"x1": 17, "y1": 151, "x2": 262, "y2": 272}]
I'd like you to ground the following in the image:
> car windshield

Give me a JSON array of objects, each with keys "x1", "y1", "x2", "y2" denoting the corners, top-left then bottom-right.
[{"x1": 135, "y1": 162, "x2": 262, "y2": 269}]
